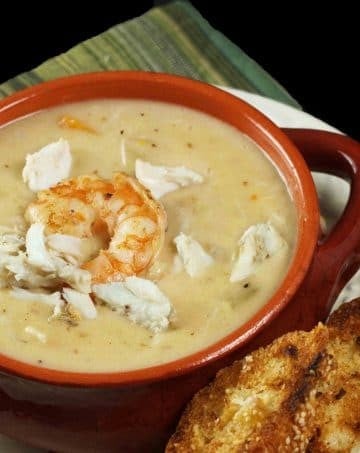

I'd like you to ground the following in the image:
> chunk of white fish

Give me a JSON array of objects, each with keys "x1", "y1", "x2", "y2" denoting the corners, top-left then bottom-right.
[
  {"x1": 230, "y1": 223, "x2": 287, "y2": 283},
  {"x1": 93, "y1": 276, "x2": 173, "y2": 333},
  {"x1": 62, "y1": 288, "x2": 97, "y2": 319},
  {"x1": 135, "y1": 159, "x2": 203, "y2": 199},
  {"x1": 174, "y1": 232, "x2": 214, "y2": 277},
  {"x1": 22, "y1": 138, "x2": 72, "y2": 191}
]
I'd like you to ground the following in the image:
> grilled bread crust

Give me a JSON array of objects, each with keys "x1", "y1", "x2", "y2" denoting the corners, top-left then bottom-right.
[{"x1": 166, "y1": 300, "x2": 360, "y2": 452}]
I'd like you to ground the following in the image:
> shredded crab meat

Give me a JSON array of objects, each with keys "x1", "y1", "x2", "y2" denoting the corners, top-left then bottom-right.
[
  {"x1": 174, "y1": 232, "x2": 214, "y2": 277},
  {"x1": 53, "y1": 257, "x2": 92, "y2": 293},
  {"x1": 46, "y1": 233, "x2": 99, "y2": 264},
  {"x1": 10, "y1": 287, "x2": 63, "y2": 306},
  {"x1": 10, "y1": 288, "x2": 65, "y2": 321},
  {"x1": 10, "y1": 287, "x2": 97, "y2": 322},
  {"x1": 22, "y1": 138, "x2": 72, "y2": 191},
  {"x1": 26, "y1": 223, "x2": 56, "y2": 272},
  {"x1": 0, "y1": 229, "x2": 25, "y2": 253},
  {"x1": 135, "y1": 159, "x2": 204, "y2": 199},
  {"x1": 0, "y1": 225, "x2": 92, "y2": 293},
  {"x1": 62, "y1": 288, "x2": 97, "y2": 319},
  {"x1": 230, "y1": 223, "x2": 287, "y2": 282},
  {"x1": 93, "y1": 276, "x2": 173, "y2": 332}
]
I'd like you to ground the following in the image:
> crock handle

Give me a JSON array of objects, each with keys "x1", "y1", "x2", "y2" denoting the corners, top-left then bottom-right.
[{"x1": 283, "y1": 128, "x2": 360, "y2": 320}]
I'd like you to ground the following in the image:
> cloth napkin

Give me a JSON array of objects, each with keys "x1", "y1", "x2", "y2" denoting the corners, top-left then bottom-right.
[{"x1": 0, "y1": 0, "x2": 299, "y2": 108}]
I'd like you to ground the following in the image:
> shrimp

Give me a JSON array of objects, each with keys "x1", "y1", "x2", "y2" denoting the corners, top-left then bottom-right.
[{"x1": 25, "y1": 172, "x2": 167, "y2": 283}]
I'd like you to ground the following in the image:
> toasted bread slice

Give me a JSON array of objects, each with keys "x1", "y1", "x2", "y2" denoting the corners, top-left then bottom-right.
[{"x1": 167, "y1": 300, "x2": 360, "y2": 452}]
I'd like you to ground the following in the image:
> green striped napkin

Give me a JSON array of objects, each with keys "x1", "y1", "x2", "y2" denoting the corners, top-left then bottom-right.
[{"x1": 0, "y1": 0, "x2": 299, "y2": 108}]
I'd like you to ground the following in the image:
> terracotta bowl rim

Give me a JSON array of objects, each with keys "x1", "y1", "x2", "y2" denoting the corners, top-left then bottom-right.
[{"x1": 0, "y1": 71, "x2": 319, "y2": 386}]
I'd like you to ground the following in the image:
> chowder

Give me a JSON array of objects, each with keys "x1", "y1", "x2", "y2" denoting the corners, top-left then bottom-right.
[{"x1": 0, "y1": 99, "x2": 296, "y2": 372}]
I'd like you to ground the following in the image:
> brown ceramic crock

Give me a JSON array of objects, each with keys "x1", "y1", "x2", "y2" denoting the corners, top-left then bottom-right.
[{"x1": 0, "y1": 72, "x2": 360, "y2": 453}]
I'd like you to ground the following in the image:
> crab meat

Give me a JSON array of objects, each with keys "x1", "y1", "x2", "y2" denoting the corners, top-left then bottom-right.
[
  {"x1": 135, "y1": 159, "x2": 203, "y2": 199},
  {"x1": 25, "y1": 223, "x2": 55, "y2": 272},
  {"x1": 93, "y1": 276, "x2": 173, "y2": 333},
  {"x1": 62, "y1": 288, "x2": 97, "y2": 319},
  {"x1": 230, "y1": 223, "x2": 286, "y2": 283},
  {"x1": 22, "y1": 138, "x2": 72, "y2": 191},
  {"x1": 174, "y1": 232, "x2": 214, "y2": 277}
]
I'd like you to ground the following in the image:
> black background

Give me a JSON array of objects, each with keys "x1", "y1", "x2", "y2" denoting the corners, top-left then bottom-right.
[{"x1": 0, "y1": 1, "x2": 358, "y2": 140}]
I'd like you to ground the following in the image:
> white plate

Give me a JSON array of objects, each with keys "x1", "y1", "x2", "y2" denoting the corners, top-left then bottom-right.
[
  {"x1": 0, "y1": 88, "x2": 357, "y2": 452},
  {"x1": 223, "y1": 87, "x2": 341, "y2": 133}
]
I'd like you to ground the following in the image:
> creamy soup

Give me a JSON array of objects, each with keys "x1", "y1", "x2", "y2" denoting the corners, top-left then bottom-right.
[{"x1": 0, "y1": 100, "x2": 297, "y2": 372}]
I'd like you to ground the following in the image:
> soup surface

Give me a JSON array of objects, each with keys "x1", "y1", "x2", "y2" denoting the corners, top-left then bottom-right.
[{"x1": 0, "y1": 100, "x2": 297, "y2": 372}]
